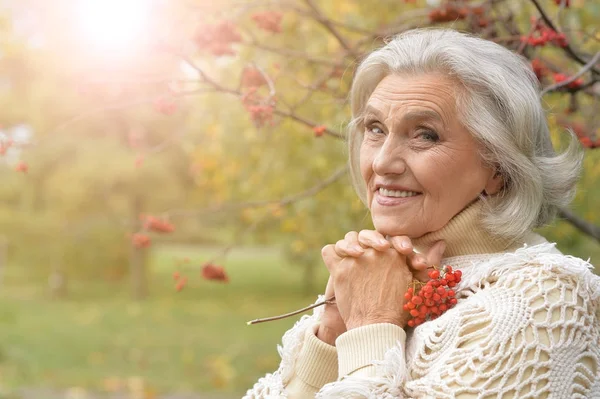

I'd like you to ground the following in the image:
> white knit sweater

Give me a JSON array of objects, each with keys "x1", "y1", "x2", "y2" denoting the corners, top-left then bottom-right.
[{"x1": 244, "y1": 202, "x2": 600, "y2": 398}]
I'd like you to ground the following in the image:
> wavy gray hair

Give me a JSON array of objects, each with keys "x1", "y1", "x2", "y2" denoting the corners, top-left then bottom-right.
[{"x1": 348, "y1": 28, "x2": 583, "y2": 240}]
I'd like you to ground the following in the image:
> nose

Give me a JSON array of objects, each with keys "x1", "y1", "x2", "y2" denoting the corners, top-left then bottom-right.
[{"x1": 372, "y1": 136, "x2": 407, "y2": 176}]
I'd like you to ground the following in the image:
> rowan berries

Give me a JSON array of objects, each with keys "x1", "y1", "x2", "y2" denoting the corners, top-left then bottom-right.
[{"x1": 404, "y1": 263, "x2": 462, "y2": 328}]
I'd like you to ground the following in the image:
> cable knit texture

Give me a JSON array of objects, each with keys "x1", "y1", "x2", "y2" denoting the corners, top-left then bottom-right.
[{"x1": 243, "y1": 201, "x2": 600, "y2": 398}]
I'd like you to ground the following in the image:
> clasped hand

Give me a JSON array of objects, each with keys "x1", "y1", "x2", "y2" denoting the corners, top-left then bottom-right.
[{"x1": 318, "y1": 231, "x2": 446, "y2": 343}]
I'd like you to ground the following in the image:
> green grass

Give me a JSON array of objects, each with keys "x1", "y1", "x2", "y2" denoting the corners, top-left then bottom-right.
[{"x1": 0, "y1": 245, "x2": 329, "y2": 397}]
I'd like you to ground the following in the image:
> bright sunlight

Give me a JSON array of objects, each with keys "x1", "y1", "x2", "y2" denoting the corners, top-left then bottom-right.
[{"x1": 75, "y1": 0, "x2": 151, "y2": 57}]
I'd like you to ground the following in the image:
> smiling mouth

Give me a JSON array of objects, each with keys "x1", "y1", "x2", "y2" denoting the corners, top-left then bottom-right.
[{"x1": 377, "y1": 188, "x2": 421, "y2": 198}]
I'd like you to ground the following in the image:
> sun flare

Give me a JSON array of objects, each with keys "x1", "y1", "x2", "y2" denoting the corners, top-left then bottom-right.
[{"x1": 75, "y1": 0, "x2": 150, "y2": 57}]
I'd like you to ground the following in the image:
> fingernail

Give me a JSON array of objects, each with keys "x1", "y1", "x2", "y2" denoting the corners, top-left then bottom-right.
[
  {"x1": 401, "y1": 240, "x2": 411, "y2": 249},
  {"x1": 353, "y1": 245, "x2": 364, "y2": 252},
  {"x1": 379, "y1": 239, "x2": 388, "y2": 246}
]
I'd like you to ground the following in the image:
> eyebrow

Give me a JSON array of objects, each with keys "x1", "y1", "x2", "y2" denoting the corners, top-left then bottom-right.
[{"x1": 363, "y1": 105, "x2": 444, "y2": 124}]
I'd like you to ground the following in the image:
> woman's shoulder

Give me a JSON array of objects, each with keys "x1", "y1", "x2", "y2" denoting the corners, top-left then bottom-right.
[{"x1": 449, "y1": 233, "x2": 600, "y2": 302}]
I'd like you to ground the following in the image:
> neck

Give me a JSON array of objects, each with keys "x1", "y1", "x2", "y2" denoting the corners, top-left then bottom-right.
[{"x1": 411, "y1": 200, "x2": 514, "y2": 258}]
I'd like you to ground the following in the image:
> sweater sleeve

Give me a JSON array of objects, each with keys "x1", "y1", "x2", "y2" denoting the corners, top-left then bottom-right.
[
  {"x1": 315, "y1": 258, "x2": 600, "y2": 398},
  {"x1": 243, "y1": 295, "x2": 338, "y2": 398}
]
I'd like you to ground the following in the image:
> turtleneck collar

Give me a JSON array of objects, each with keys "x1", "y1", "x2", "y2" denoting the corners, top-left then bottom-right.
[{"x1": 411, "y1": 199, "x2": 515, "y2": 258}]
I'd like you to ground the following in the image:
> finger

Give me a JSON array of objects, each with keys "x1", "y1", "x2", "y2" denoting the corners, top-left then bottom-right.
[
  {"x1": 408, "y1": 252, "x2": 429, "y2": 271},
  {"x1": 389, "y1": 235, "x2": 414, "y2": 256},
  {"x1": 425, "y1": 240, "x2": 447, "y2": 269},
  {"x1": 334, "y1": 238, "x2": 364, "y2": 258},
  {"x1": 406, "y1": 252, "x2": 429, "y2": 282},
  {"x1": 321, "y1": 244, "x2": 343, "y2": 273},
  {"x1": 357, "y1": 230, "x2": 390, "y2": 251}
]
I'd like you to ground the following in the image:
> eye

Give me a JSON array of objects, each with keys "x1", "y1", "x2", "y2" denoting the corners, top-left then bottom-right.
[
  {"x1": 417, "y1": 129, "x2": 439, "y2": 142},
  {"x1": 365, "y1": 122, "x2": 385, "y2": 135}
]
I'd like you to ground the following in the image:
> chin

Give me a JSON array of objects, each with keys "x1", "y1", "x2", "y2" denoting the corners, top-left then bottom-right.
[{"x1": 373, "y1": 217, "x2": 421, "y2": 238}]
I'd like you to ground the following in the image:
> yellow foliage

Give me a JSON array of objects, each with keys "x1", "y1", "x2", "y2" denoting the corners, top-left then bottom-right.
[
  {"x1": 291, "y1": 239, "x2": 307, "y2": 253},
  {"x1": 205, "y1": 354, "x2": 236, "y2": 389},
  {"x1": 102, "y1": 376, "x2": 123, "y2": 392},
  {"x1": 281, "y1": 218, "x2": 298, "y2": 232}
]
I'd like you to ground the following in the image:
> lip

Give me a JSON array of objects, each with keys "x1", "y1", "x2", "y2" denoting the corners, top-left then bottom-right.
[{"x1": 375, "y1": 190, "x2": 421, "y2": 206}]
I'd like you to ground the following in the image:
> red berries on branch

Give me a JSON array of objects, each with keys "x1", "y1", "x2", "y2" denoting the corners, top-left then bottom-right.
[
  {"x1": 241, "y1": 67, "x2": 268, "y2": 88},
  {"x1": 313, "y1": 125, "x2": 326, "y2": 137},
  {"x1": 521, "y1": 18, "x2": 568, "y2": 48},
  {"x1": 428, "y1": 4, "x2": 484, "y2": 23},
  {"x1": 241, "y1": 88, "x2": 275, "y2": 128},
  {"x1": 132, "y1": 233, "x2": 151, "y2": 249},
  {"x1": 251, "y1": 12, "x2": 283, "y2": 34},
  {"x1": 174, "y1": 274, "x2": 188, "y2": 292},
  {"x1": 15, "y1": 161, "x2": 28, "y2": 173},
  {"x1": 194, "y1": 20, "x2": 243, "y2": 56},
  {"x1": 553, "y1": 73, "x2": 584, "y2": 89},
  {"x1": 403, "y1": 265, "x2": 462, "y2": 327},
  {"x1": 201, "y1": 262, "x2": 229, "y2": 282},
  {"x1": 142, "y1": 215, "x2": 175, "y2": 234},
  {"x1": 554, "y1": 0, "x2": 570, "y2": 7}
]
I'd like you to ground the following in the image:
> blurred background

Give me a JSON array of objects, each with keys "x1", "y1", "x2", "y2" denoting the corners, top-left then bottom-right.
[{"x1": 0, "y1": 0, "x2": 598, "y2": 398}]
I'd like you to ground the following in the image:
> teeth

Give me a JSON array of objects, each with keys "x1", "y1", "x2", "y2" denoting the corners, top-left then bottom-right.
[{"x1": 379, "y1": 188, "x2": 419, "y2": 198}]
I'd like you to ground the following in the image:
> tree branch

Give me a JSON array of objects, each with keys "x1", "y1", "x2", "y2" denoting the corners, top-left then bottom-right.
[
  {"x1": 303, "y1": 0, "x2": 359, "y2": 59},
  {"x1": 558, "y1": 207, "x2": 600, "y2": 243},
  {"x1": 163, "y1": 165, "x2": 349, "y2": 218},
  {"x1": 541, "y1": 51, "x2": 600, "y2": 95},
  {"x1": 529, "y1": 0, "x2": 600, "y2": 75}
]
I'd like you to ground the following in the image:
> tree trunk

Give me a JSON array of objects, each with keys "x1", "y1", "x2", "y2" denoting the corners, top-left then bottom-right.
[{"x1": 130, "y1": 194, "x2": 148, "y2": 300}]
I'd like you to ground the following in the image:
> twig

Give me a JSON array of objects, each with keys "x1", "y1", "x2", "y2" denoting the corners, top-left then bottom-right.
[
  {"x1": 303, "y1": 0, "x2": 359, "y2": 59},
  {"x1": 558, "y1": 207, "x2": 600, "y2": 243},
  {"x1": 247, "y1": 295, "x2": 335, "y2": 325},
  {"x1": 529, "y1": 0, "x2": 600, "y2": 75},
  {"x1": 164, "y1": 165, "x2": 349, "y2": 218},
  {"x1": 541, "y1": 51, "x2": 600, "y2": 95}
]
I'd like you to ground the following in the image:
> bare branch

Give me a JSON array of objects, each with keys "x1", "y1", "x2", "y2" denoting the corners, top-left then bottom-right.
[
  {"x1": 541, "y1": 51, "x2": 600, "y2": 95},
  {"x1": 303, "y1": 0, "x2": 359, "y2": 59},
  {"x1": 164, "y1": 165, "x2": 349, "y2": 218},
  {"x1": 529, "y1": 0, "x2": 600, "y2": 75},
  {"x1": 558, "y1": 207, "x2": 600, "y2": 243}
]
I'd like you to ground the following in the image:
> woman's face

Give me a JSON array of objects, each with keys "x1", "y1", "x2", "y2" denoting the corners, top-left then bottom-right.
[{"x1": 359, "y1": 73, "x2": 500, "y2": 238}]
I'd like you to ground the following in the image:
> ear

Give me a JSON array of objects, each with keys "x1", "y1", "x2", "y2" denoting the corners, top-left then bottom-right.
[{"x1": 484, "y1": 169, "x2": 504, "y2": 196}]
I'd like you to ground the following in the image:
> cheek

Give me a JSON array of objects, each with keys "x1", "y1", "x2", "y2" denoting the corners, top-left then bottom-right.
[{"x1": 359, "y1": 145, "x2": 373, "y2": 181}]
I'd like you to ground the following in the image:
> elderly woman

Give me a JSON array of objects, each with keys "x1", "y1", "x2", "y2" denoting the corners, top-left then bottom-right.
[{"x1": 244, "y1": 28, "x2": 600, "y2": 398}]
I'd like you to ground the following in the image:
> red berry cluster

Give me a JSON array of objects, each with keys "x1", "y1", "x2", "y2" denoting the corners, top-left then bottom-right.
[
  {"x1": 251, "y1": 12, "x2": 283, "y2": 34},
  {"x1": 531, "y1": 59, "x2": 548, "y2": 81},
  {"x1": 428, "y1": 4, "x2": 485, "y2": 24},
  {"x1": 173, "y1": 272, "x2": 188, "y2": 291},
  {"x1": 153, "y1": 96, "x2": 177, "y2": 115},
  {"x1": 241, "y1": 67, "x2": 268, "y2": 88},
  {"x1": 202, "y1": 262, "x2": 229, "y2": 282},
  {"x1": 241, "y1": 88, "x2": 276, "y2": 128},
  {"x1": 194, "y1": 21, "x2": 243, "y2": 56},
  {"x1": 15, "y1": 161, "x2": 28, "y2": 173},
  {"x1": 132, "y1": 233, "x2": 151, "y2": 249},
  {"x1": 553, "y1": 73, "x2": 584, "y2": 90},
  {"x1": 403, "y1": 265, "x2": 462, "y2": 328},
  {"x1": 554, "y1": 0, "x2": 570, "y2": 7},
  {"x1": 142, "y1": 215, "x2": 176, "y2": 233},
  {"x1": 521, "y1": 18, "x2": 568, "y2": 48}
]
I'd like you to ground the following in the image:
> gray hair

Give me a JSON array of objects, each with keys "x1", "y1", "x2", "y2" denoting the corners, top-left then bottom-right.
[{"x1": 348, "y1": 28, "x2": 583, "y2": 241}]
